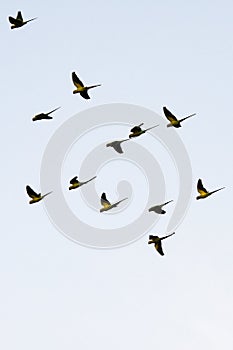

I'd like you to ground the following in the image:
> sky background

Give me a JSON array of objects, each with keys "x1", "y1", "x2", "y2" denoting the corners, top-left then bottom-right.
[{"x1": 0, "y1": 0, "x2": 233, "y2": 349}]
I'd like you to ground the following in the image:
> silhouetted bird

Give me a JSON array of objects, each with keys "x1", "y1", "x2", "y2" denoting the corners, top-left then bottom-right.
[
  {"x1": 106, "y1": 139, "x2": 130, "y2": 154},
  {"x1": 148, "y1": 200, "x2": 173, "y2": 214},
  {"x1": 32, "y1": 107, "x2": 61, "y2": 121},
  {"x1": 9, "y1": 11, "x2": 37, "y2": 29},
  {"x1": 163, "y1": 106, "x2": 195, "y2": 128},
  {"x1": 26, "y1": 185, "x2": 52, "y2": 204},
  {"x1": 148, "y1": 233, "x2": 175, "y2": 256},
  {"x1": 196, "y1": 179, "x2": 225, "y2": 200},
  {"x1": 72, "y1": 72, "x2": 101, "y2": 99},
  {"x1": 129, "y1": 123, "x2": 159, "y2": 138},
  {"x1": 100, "y1": 193, "x2": 127, "y2": 212},
  {"x1": 69, "y1": 175, "x2": 97, "y2": 190}
]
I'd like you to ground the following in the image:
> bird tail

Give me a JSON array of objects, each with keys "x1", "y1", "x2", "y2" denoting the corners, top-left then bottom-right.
[
  {"x1": 145, "y1": 124, "x2": 159, "y2": 131},
  {"x1": 87, "y1": 84, "x2": 101, "y2": 90},
  {"x1": 84, "y1": 176, "x2": 97, "y2": 184},
  {"x1": 210, "y1": 187, "x2": 225, "y2": 195},
  {"x1": 161, "y1": 232, "x2": 175, "y2": 241},
  {"x1": 48, "y1": 107, "x2": 61, "y2": 115},
  {"x1": 25, "y1": 17, "x2": 37, "y2": 23},
  {"x1": 41, "y1": 191, "x2": 53, "y2": 199},
  {"x1": 180, "y1": 113, "x2": 196, "y2": 122}
]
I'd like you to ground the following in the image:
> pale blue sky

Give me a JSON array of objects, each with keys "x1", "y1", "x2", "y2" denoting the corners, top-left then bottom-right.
[{"x1": 0, "y1": 1, "x2": 233, "y2": 349}]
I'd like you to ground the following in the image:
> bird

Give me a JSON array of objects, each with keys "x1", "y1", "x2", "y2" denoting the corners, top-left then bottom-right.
[
  {"x1": 32, "y1": 107, "x2": 61, "y2": 121},
  {"x1": 9, "y1": 11, "x2": 37, "y2": 29},
  {"x1": 163, "y1": 106, "x2": 196, "y2": 128},
  {"x1": 26, "y1": 185, "x2": 52, "y2": 204},
  {"x1": 129, "y1": 123, "x2": 159, "y2": 138},
  {"x1": 148, "y1": 200, "x2": 173, "y2": 214},
  {"x1": 106, "y1": 139, "x2": 130, "y2": 154},
  {"x1": 148, "y1": 232, "x2": 175, "y2": 256},
  {"x1": 72, "y1": 72, "x2": 101, "y2": 99},
  {"x1": 69, "y1": 175, "x2": 97, "y2": 190},
  {"x1": 196, "y1": 179, "x2": 225, "y2": 200},
  {"x1": 100, "y1": 193, "x2": 127, "y2": 212}
]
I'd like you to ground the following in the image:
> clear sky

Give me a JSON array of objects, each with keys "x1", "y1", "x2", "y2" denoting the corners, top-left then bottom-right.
[{"x1": 0, "y1": 0, "x2": 233, "y2": 349}]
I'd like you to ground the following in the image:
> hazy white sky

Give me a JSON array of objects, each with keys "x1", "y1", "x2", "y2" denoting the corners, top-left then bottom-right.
[{"x1": 0, "y1": 1, "x2": 233, "y2": 349}]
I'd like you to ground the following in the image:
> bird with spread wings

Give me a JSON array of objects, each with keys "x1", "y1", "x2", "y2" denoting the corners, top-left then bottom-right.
[
  {"x1": 163, "y1": 106, "x2": 195, "y2": 128},
  {"x1": 69, "y1": 176, "x2": 97, "y2": 190},
  {"x1": 72, "y1": 72, "x2": 101, "y2": 99},
  {"x1": 148, "y1": 233, "x2": 175, "y2": 256},
  {"x1": 196, "y1": 179, "x2": 225, "y2": 200},
  {"x1": 26, "y1": 185, "x2": 52, "y2": 204},
  {"x1": 129, "y1": 123, "x2": 159, "y2": 138},
  {"x1": 100, "y1": 193, "x2": 127, "y2": 212},
  {"x1": 32, "y1": 107, "x2": 61, "y2": 121},
  {"x1": 9, "y1": 11, "x2": 37, "y2": 29}
]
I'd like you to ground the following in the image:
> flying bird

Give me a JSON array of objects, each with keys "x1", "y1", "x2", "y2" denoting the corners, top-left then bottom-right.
[
  {"x1": 69, "y1": 175, "x2": 97, "y2": 190},
  {"x1": 163, "y1": 106, "x2": 196, "y2": 128},
  {"x1": 129, "y1": 123, "x2": 159, "y2": 138},
  {"x1": 100, "y1": 193, "x2": 127, "y2": 212},
  {"x1": 148, "y1": 200, "x2": 173, "y2": 214},
  {"x1": 9, "y1": 11, "x2": 37, "y2": 29},
  {"x1": 148, "y1": 232, "x2": 175, "y2": 256},
  {"x1": 196, "y1": 179, "x2": 225, "y2": 200},
  {"x1": 26, "y1": 185, "x2": 52, "y2": 204},
  {"x1": 106, "y1": 139, "x2": 130, "y2": 154},
  {"x1": 72, "y1": 72, "x2": 101, "y2": 99},
  {"x1": 32, "y1": 107, "x2": 61, "y2": 121}
]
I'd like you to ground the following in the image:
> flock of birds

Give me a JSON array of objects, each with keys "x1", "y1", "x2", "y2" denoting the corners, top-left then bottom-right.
[{"x1": 11, "y1": 11, "x2": 225, "y2": 256}]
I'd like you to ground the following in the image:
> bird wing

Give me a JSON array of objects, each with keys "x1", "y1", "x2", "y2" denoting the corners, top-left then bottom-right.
[
  {"x1": 113, "y1": 142, "x2": 124, "y2": 154},
  {"x1": 26, "y1": 185, "x2": 39, "y2": 199},
  {"x1": 80, "y1": 90, "x2": 90, "y2": 99},
  {"x1": 163, "y1": 107, "x2": 177, "y2": 122},
  {"x1": 197, "y1": 179, "x2": 208, "y2": 195},
  {"x1": 101, "y1": 193, "x2": 111, "y2": 208},
  {"x1": 16, "y1": 11, "x2": 23, "y2": 21},
  {"x1": 70, "y1": 176, "x2": 78, "y2": 185},
  {"x1": 155, "y1": 241, "x2": 164, "y2": 256},
  {"x1": 130, "y1": 126, "x2": 142, "y2": 133},
  {"x1": 72, "y1": 72, "x2": 84, "y2": 88},
  {"x1": 9, "y1": 16, "x2": 19, "y2": 24}
]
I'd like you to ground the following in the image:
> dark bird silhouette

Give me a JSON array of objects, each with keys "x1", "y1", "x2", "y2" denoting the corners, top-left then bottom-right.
[
  {"x1": 32, "y1": 107, "x2": 61, "y2": 121},
  {"x1": 148, "y1": 232, "x2": 175, "y2": 256},
  {"x1": 100, "y1": 192, "x2": 127, "y2": 212},
  {"x1": 106, "y1": 139, "x2": 130, "y2": 154},
  {"x1": 129, "y1": 123, "x2": 159, "y2": 138},
  {"x1": 196, "y1": 179, "x2": 225, "y2": 200},
  {"x1": 148, "y1": 200, "x2": 173, "y2": 214},
  {"x1": 26, "y1": 185, "x2": 52, "y2": 204},
  {"x1": 72, "y1": 72, "x2": 101, "y2": 99},
  {"x1": 9, "y1": 11, "x2": 37, "y2": 29},
  {"x1": 69, "y1": 175, "x2": 97, "y2": 190},
  {"x1": 163, "y1": 106, "x2": 195, "y2": 128}
]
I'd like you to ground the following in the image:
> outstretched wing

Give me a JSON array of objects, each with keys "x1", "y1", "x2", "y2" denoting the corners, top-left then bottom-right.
[
  {"x1": 101, "y1": 192, "x2": 111, "y2": 208},
  {"x1": 163, "y1": 107, "x2": 177, "y2": 122},
  {"x1": 72, "y1": 72, "x2": 84, "y2": 88},
  {"x1": 70, "y1": 176, "x2": 78, "y2": 185},
  {"x1": 9, "y1": 16, "x2": 18, "y2": 24},
  {"x1": 16, "y1": 11, "x2": 23, "y2": 21},
  {"x1": 131, "y1": 126, "x2": 142, "y2": 133},
  {"x1": 155, "y1": 241, "x2": 164, "y2": 256},
  {"x1": 80, "y1": 90, "x2": 90, "y2": 99},
  {"x1": 197, "y1": 179, "x2": 208, "y2": 195},
  {"x1": 26, "y1": 185, "x2": 39, "y2": 199}
]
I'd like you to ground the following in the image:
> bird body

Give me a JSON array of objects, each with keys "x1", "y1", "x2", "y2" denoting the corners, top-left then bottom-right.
[
  {"x1": 69, "y1": 176, "x2": 96, "y2": 190},
  {"x1": 163, "y1": 107, "x2": 195, "y2": 128},
  {"x1": 32, "y1": 107, "x2": 61, "y2": 121},
  {"x1": 9, "y1": 11, "x2": 37, "y2": 29},
  {"x1": 148, "y1": 232, "x2": 175, "y2": 256},
  {"x1": 26, "y1": 185, "x2": 52, "y2": 204},
  {"x1": 148, "y1": 200, "x2": 173, "y2": 214},
  {"x1": 106, "y1": 139, "x2": 129, "y2": 154},
  {"x1": 100, "y1": 192, "x2": 127, "y2": 212},
  {"x1": 129, "y1": 123, "x2": 159, "y2": 138},
  {"x1": 196, "y1": 179, "x2": 225, "y2": 200},
  {"x1": 72, "y1": 72, "x2": 101, "y2": 99}
]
